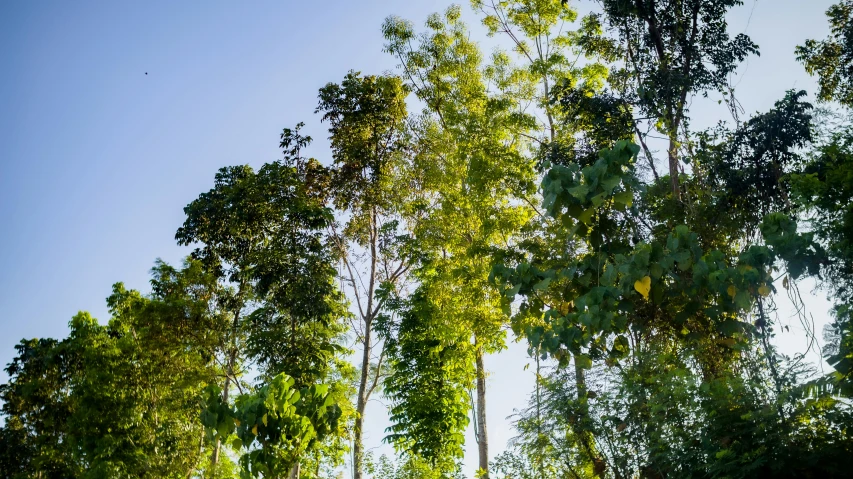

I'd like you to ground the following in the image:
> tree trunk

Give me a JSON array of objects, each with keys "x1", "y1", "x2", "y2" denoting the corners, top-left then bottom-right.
[
  {"x1": 574, "y1": 354, "x2": 604, "y2": 477},
  {"x1": 287, "y1": 459, "x2": 301, "y2": 479},
  {"x1": 574, "y1": 354, "x2": 587, "y2": 408},
  {"x1": 475, "y1": 346, "x2": 489, "y2": 478},
  {"x1": 210, "y1": 375, "x2": 230, "y2": 478},
  {"x1": 212, "y1": 293, "x2": 243, "y2": 478},
  {"x1": 667, "y1": 135, "x2": 680, "y2": 198},
  {"x1": 535, "y1": 353, "x2": 544, "y2": 479},
  {"x1": 353, "y1": 325, "x2": 372, "y2": 479}
]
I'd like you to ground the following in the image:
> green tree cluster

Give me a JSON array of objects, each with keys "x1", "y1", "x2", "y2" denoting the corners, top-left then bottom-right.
[{"x1": 4, "y1": 1, "x2": 853, "y2": 479}]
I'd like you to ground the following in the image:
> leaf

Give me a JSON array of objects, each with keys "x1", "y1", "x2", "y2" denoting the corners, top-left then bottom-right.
[
  {"x1": 727, "y1": 285, "x2": 737, "y2": 298},
  {"x1": 578, "y1": 207, "x2": 595, "y2": 225},
  {"x1": 758, "y1": 284, "x2": 771, "y2": 297},
  {"x1": 634, "y1": 276, "x2": 651, "y2": 300},
  {"x1": 230, "y1": 436, "x2": 243, "y2": 450},
  {"x1": 559, "y1": 301, "x2": 571, "y2": 315},
  {"x1": 650, "y1": 263, "x2": 663, "y2": 279},
  {"x1": 262, "y1": 414, "x2": 268, "y2": 427},
  {"x1": 568, "y1": 184, "x2": 590, "y2": 200},
  {"x1": 575, "y1": 354, "x2": 593, "y2": 369},
  {"x1": 734, "y1": 291, "x2": 753, "y2": 310},
  {"x1": 252, "y1": 424, "x2": 258, "y2": 436},
  {"x1": 533, "y1": 277, "x2": 552, "y2": 291},
  {"x1": 613, "y1": 190, "x2": 633, "y2": 207},
  {"x1": 601, "y1": 175, "x2": 621, "y2": 194},
  {"x1": 783, "y1": 275, "x2": 790, "y2": 290}
]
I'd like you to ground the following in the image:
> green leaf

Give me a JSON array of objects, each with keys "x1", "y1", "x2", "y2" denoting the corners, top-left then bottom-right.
[
  {"x1": 613, "y1": 190, "x2": 633, "y2": 207},
  {"x1": 532, "y1": 277, "x2": 552, "y2": 291},
  {"x1": 578, "y1": 208, "x2": 595, "y2": 225}
]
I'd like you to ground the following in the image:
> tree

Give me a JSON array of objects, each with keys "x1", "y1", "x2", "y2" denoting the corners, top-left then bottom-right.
[
  {"x1": 201, "y1": 373, "x2": 343, "y2": 479},
  {"x1": 797, "y1": 1, "x2": 853, "y2": 106},
  {"x1": 0, "y1": 337, "x2": 79, "y2": 479},
  {"x1": 791, "y1": 123, "x2": 853, "y2": 394},
  {"x1": 176, "y1": 130, "x2": 353, "y2": 477},
  {"x1": 471, "y1": 0, "x2": 613, "y2": 143},
  {"x1": 380, "y1": 286, "x2": 472, "y2": 475},
  {"x1": 795, "y1": 1, "x2": 853, "y2": 397},
  {"x1": 0, "y1": 261, "x2": 228, "y2": 479},
  {"x1": 316, "y1": 72, "x2": 414, "y2": 479},
  {"x1": 592, "y1": 0, "x2": 758, "y2": 196},
  {"x1": 382, "y1": 6, "x2": 540, "y2": 475}
]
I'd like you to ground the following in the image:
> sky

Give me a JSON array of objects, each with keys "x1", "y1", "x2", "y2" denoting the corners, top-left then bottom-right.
[{"x1": 0, "y1": 0, "x2": 840, "y2": 477}]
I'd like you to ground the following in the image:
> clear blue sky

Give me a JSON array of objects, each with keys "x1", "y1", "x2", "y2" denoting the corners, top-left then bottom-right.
[{"x1": 0, "y1": 0, "x2": 838, "y2": 476}]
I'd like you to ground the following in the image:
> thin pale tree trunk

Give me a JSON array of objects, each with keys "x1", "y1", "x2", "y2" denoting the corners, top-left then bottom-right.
[
  {"x1": 475, "y1": 345, "x2": 489, "y2": 478},
  {"x1": 353, "y1": 326, "x2": 371, "y2": 479},
  {"x1": 287, "y1": 459, "x2": 301, "y2": 479},
  {"x1": 211, "y1": 296, "x2": 242, "y2": 479}
]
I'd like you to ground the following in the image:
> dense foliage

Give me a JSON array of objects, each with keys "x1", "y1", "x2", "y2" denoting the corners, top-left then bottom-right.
[{"x1": 3, "y1": 1, "x2": 853, "y2": 478}]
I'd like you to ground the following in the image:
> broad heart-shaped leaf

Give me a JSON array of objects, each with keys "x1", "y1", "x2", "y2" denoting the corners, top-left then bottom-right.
[
  {"x1": 230, "y1": 436, "x2": 243, "y2": 450},
  {"x1": 601, "y1": 175, "x2": 621, "y2": 194},
  {"x1": 568, "y1": 184, "x2": 590, "y2": 200},
  {"x1": 613, "y1": 190, "x2": 633, "y2": 207},
  {"x1": 634, "y1": 276, "x2": 651, "y2": 300},
  {"x1": 578, "y1": 207, "x2": 595, "y2": 225},
  {"x1": 532, "y1": 277, "x2": 552, "y2": 291},
  {"x1": 734, "y1": 290, "x2": 753, "y2": 310}
]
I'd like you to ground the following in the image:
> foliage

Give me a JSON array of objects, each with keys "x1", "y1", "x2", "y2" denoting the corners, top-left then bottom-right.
[
  {"x1": 797, "y1": 0, "x2": 853, "y2": 106},
  {"x1": 0, "y1": 262, "x2": 225, "y2": 479},
  {"x1": 380, "y1": 287, "x2": 472, "y2": 468},
  {"x1": 315, "y1": 70, "x2": 415, "y2": 479},
  {"x1": 591, "y1": 0, "x2": 758, "y2": 194},
  {"x1": 201, "y1": 374, "x2": 342, "y2": 478},
  {"x1": 382, "y1": 6, "x2": 540, "y2": 473},
  {"x1": 366, "y1": 453, "x2": 464, "y2": 479},
  {"x1": 5, "y1": 2, "x2": 853, "y2": 479}
]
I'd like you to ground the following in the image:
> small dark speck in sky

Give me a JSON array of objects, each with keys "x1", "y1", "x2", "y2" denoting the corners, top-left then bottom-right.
[{"x1": 145, "y1": 72, "x2": 148, "y2": 75}]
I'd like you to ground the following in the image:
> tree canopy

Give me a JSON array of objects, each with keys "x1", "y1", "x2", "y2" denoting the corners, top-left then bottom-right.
[{"x1": 4, "y1": 1, "x2": 853, "y2": 479}]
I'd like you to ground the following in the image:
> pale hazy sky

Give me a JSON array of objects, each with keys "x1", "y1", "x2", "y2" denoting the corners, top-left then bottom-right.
[{"x1": 0, "y1": 1, "x2": 838, "y2": 477}]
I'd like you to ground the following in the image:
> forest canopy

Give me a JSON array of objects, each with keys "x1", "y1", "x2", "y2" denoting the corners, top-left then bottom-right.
[{"x1": 3, "y1": 1, "x2": 853, "y2": 478}]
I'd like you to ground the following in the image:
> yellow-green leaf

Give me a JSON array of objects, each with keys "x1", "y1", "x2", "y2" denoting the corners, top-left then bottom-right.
[
  {"x1": 252, "y1": 424, "x2": 258, "y2": 436},
  {"x1": 262, "y1": 414, "x2": 268, "y2": 427},
  {"x1": 634, "y1": 276, "x2": 651, "y2": 300},
  {"x1": 758, "y1": 284, "x2": 771, "y2": 297},
  {"x1": 727, "y1": 285, "x2": 737, "y2": 298}
]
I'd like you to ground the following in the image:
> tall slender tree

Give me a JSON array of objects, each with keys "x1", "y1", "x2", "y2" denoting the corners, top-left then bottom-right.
[
  {"x1": 316, "y1": 72, "x2": 414, "y2": 479},
  {"x1": 383, "y1": 6, "x2": 540, "y2": 475}
]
